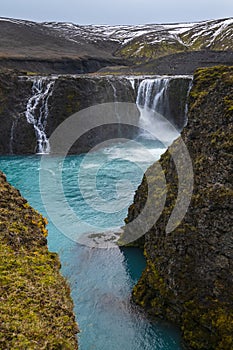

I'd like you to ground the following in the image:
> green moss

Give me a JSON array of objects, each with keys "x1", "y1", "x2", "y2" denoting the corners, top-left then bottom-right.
[
  {"x1": 22, "y1": 71, "x2": 41, "y2": 76},
  {"x1": 65, "y1": 92, "x2": 80, "y2": 115},
  {"x1": 116, "y1": 38, "x2": 187, "y2": 62},
  {"x1": 189, "y1": 66, "x2": 233, "y2": 112},
  {"x1": 129, "y1": 65, "x2": 233, "y2": 350},
  {"x1": 0, "y1": 172, "x2": 78, "y2": 349},
  {"x1": 209, "y1": 128, "x2": 233, "y2": 151},
  {"x1": 182, "y1": 299, "x2": 233, "y2": 350},
  {"x1": 224, "y1": 96, "x2": 233, "y2": 116},
  {"x1": 180, "y1": 24, "x2": 232, "y2": 51},
  {"x1": 0, "y1": 243, "x2": 78, "y2": 349}
]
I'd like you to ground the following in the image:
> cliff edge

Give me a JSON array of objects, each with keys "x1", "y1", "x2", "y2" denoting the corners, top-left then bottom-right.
[
  {"x1": 0, "y1": 171, "x2": 78, "y2": 349},
  {"x1": 124, "y1": 66, "x2": 233, "y2": 349}
]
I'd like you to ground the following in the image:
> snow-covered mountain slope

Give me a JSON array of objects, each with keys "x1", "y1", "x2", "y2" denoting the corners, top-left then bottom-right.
[
  {"x1": 0, "y1": 17, "x2": 118, "y2": 59},
  {"x1": 43, "y1": 18, "x2": 233, "y2": 60},
  {"x1": 42, "y1": 18, "x2": 233, "y2": 47},
  {"x1": 113, "y1": 18, "x2": 233, "y2": 59},
  {"x1": 0, "y1": 17, "x2": 232, "y2": 73},
  {"x1": 0, "y1": 17, "x2": 232, "y2": 58}
]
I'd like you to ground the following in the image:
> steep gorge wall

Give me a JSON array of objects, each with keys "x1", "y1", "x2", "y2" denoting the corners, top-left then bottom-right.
[
  {"x1": 123, "y1": 66, "x2": 233, "y2": 349},
  {"x1": 0, "y1": 72, "x2": 136, "y2": 154},
  {"x1": 0, "y1": 70, "x2": 35, "y2": 154},
  {"x1": 0, "y1": 171, "x2": 78, "y2": 349}
]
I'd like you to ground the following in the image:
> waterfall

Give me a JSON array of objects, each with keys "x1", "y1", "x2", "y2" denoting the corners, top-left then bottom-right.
[
  {"x1": 135, "y1": 77, "x2": 179, "y2": 144},
  {"x1": 9, "y1": 120, "x2": 16, "y2": 154},
  {"x1": 184, "y1": 78, "x2": 193, "y2": 127},
  {"x1": 25, "y1": 77, "x2": 55, "y2": 154},
  {"x1": 126, "y1": 77, "x2": 137, "y2": 91},
  {"x1": 108, "y1": 79, "x2": 118, "y2": 101},
  {"x1": 136, "y1": 78, "x2": 170, "y2": 118}
]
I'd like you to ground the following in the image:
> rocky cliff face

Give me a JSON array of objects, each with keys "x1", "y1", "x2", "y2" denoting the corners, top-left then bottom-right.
[
  {"x1": 0, "y1": 71, "x2": 190, "y2": 155},
  {"x1": 123, "y1": 66, "x2": 233, "y2": 349},
  {"x1": 0, "y1": 70, "x2": 35, "y2": 154},
  {"x1": 0, "y1": 71, "x2": 136, "y2": 154},
  {"x1": 0, "y1": 171, "x2": 78, "y2": 349}
]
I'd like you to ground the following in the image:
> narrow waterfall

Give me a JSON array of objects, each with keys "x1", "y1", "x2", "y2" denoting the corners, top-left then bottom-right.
[
  {"x1": 9, "y1": 120, "x2": 17, "y2": 155},
  {"x1": 135, "y1": 77, "x2": 179, "y2": 144},
  {"x1": 184, "y1": 78, "x2": 193, "y2": 127},
  {"x1": 108, "y1": 78, "x2": 121, "y2": 124},
  {"x1": 25, "y1": 77, "x2": 55, "y2": 154},
  {"x1": 126, "y1": 77, "x2": 137, "y2": 91}
]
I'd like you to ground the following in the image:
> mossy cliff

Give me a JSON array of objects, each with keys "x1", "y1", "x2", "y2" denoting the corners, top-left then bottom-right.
[
  {"x1": 0, "y1": 171, "x2": 78, "y2": 349},
  {"x1": 123, "y1": 66, "x2": 233, "y2": 349}
]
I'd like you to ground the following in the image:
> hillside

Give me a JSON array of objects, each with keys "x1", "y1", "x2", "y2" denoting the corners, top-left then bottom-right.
[{"x1": 0, "y1": 17, "x2": 232, "y2": 74}]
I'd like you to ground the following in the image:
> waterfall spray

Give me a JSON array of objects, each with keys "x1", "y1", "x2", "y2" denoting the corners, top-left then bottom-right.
[{"x1": 135, "y1": 77, "x2": 179, "y2": 144}]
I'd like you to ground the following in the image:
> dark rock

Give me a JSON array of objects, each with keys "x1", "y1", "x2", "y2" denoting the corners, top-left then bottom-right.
[
  {"x1": 123, "y1": 66, "x2": 233, "y2": 349},
  {"x1": 0, "y1": 73, "x2": 191, "y2": 155},
  {"x1": 0, "y1": 170, "x2": 79, "y2": 348},
  {"x1": 131, "y1": 51, "x2": 233, "y2": 75},
  {"x1": 0, "y1": 70, "x2": 35, "y2": 154},
  {"x1": 0, "y1": 57, "x2": 128, "y2": 75}
]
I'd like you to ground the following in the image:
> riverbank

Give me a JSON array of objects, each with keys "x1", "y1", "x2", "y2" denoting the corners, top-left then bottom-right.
[{"x1": 0, "y1": 171, "x2": 78, "y2": 349}]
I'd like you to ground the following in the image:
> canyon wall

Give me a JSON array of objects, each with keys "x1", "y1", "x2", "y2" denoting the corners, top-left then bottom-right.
[
  {"x1": 0, "y1": 171, "x2": 79, "y2": 349},
  {"x1": 123, "y1": 66, "x2": 233, "y2": 349}
]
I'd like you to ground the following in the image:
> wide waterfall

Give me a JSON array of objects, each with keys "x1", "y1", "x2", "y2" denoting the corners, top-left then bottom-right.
[
  {"x1": 25, "y1": 77, "x2": 56, "y2": 154},
  {"x1": 136, "y1": 77, "x2": 180, "y2": 144}
]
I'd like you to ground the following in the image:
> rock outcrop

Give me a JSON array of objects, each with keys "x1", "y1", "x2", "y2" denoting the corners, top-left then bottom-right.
[
  {"x1": 125, "y1": 51, "x2": 233, "y2": 76},
  {"x1": 123, "y1": 66, "x2": 233, "y2": 349},
  {"x1": 0, "y1": 72, "x2": 137, "y2": 154},
  {"x1": 0, "y1": 171, "x2": 79, "y2": 349},
  {"x1": 0, "y1": 70, "x2": 35, "y2": 154}
]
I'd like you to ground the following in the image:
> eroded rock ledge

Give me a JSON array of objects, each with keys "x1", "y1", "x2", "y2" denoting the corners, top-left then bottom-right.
[
  {"x1": 123, "y1": 66, "x2": 233, "y2": 349},
  {"x1": 0, "y1": 171, "x2": 78, "y2": 349}
]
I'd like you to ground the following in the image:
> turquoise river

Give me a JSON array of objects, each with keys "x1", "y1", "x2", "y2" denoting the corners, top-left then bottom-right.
[{"x1": 0, "y1": 140, "x2": 182, "y2": 350}]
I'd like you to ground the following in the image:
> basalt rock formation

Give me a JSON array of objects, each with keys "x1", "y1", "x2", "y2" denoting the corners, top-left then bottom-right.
[
  {"x1": 123, "y1": 66, "x2": 233, "y2": 349},
  {"x1": 0, "y1": 71, "x2": 137, "y2": 154},
  {"x1": 0, "y1": 71, "x2": 191, "y2": 155},
  {"x1": 0, "y1": 171, "x2": 79, "y2": 349}
]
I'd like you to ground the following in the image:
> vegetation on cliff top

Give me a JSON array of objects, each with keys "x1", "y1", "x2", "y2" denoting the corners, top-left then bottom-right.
[{"x1": 0, "y1": 171, "x2": 78, "y2": 349}]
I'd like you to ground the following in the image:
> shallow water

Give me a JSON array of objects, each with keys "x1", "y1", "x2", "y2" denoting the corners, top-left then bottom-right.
[{"x1": 0, "y1": 140, "x2": 182, "y2": 350}]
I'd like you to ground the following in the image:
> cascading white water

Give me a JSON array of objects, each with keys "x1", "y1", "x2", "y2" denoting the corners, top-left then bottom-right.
[
  {"x1": 9, "y1": 120, "x2": 16, "y2": 154},
  {"x1": 25, "y1": 77, "x2": 55, "y2": 154},
  {"x1": 136, "y1": 78, "x2": 170, "y2": 111},
  {"x1": 184, "y1": 78, "x2": 193, "y2": 127},
  {"x1": 126, "y1": 77, "x2": 137, "y2": 91},
  {"x1": 136, "y1": 77, "x2": 179, "y2": 145}
]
